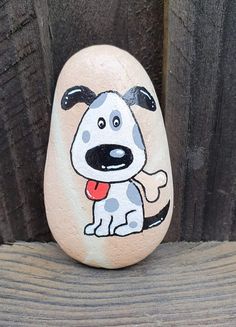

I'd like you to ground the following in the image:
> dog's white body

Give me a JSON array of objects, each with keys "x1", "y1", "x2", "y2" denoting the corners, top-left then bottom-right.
[{"x1": 85, "y1": 181, "x2": 143, "y2": 236}]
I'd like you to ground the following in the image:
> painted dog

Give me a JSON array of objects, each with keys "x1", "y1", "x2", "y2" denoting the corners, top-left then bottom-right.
[{"x1": 61, "y1": 86, "x2": 169, "y2": 237}]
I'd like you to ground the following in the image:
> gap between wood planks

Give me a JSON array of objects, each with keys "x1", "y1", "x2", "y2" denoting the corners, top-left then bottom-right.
[{"x1": 0, "y1": 241, "x2": 235, "y2": 326}]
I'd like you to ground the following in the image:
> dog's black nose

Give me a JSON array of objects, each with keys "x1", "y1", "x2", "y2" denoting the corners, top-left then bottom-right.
[{"x1": 85, "y1": 144, "x2": 133, "y2": 171}]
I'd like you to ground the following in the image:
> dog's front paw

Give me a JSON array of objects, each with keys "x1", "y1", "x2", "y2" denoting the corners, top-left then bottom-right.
[
  {"x1": 95, "y1": 225, "x2": 109, "y2": 237},
  {"x1": 84, "y1": 223, "x2": 97, "y2": 235}
]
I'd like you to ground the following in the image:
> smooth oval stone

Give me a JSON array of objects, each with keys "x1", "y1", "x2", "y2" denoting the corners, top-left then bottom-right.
[{"x1": 44, "y1": 45, "x2": 173, "y2": 269}]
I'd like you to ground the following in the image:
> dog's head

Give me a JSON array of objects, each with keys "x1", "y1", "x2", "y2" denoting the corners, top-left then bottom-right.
[{"x1": 61, "y1": 86, "x2": 156, "y2": 183}]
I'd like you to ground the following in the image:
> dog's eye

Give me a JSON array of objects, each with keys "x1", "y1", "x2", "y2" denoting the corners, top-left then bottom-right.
[
  {"x1": 97, "y1": 117, "x2": 106, "y2": 129},
  {"x1": 112, "y1": 116, "x2": 120, "y2": 128}
]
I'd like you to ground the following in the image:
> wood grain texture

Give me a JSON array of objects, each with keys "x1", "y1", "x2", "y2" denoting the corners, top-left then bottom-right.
[
  {"x1": 0, "y1": 0, "x2": 53, "y2": 242},
  {"x1": 0, "y1": 0, "x2": 164, "y2": 243},
  {"x1": 2, "y1": 0, "x2": 235, "y2": 243},
  {"x1": 0, "y1": 242, "x2": 235, "y2": 326},
  {"x1": 164, "y1": 0, "x2": 236, "y2": 241}
]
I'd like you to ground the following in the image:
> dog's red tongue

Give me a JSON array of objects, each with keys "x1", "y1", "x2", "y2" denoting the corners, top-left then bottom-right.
[{"x1": 86, "y1": 180, "x2": 110, "y2": 201}]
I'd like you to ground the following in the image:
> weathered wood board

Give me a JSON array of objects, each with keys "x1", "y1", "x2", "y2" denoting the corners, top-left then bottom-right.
[
  {"x1": 0, "y1": 242, "x2": 235, "y2": 326},
  {"x1": 0, "y1": 0, "x2": 52, "y2": 242},
  {"x1": 164, "y1": 0, "x2": 236, "y2": 241},
  {"x1": 0, "y1": 0, "x2": 235, "y2": 242}
]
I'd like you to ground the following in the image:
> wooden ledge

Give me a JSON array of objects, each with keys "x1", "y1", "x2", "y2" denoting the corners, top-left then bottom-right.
[{"x1": 0, "y1": 242, "x2": 235, "y2": 326}]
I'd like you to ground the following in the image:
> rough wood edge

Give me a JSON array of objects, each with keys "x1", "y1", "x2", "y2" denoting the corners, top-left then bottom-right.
[{"x1": 0, "y1": 241, "x2": 235, "y2": 326}]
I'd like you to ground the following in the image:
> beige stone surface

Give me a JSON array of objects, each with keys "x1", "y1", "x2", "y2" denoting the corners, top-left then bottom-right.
[{"x1": 44, "y1": 45, "x2": 173, "y2": 268}]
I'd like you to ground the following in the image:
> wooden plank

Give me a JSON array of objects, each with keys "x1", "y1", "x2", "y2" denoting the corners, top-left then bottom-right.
[
  {"x1": 202, "y1": 1, "x2": 236, "y2": 241},
  {"x1": 0, "y1": 0, "x2": 53, "y2": 242},
  {"x1": 0, "y1": 242, "x2": 235, "y2": 326},
  {"x1": 164, "y1": 0, "x2": 236, "y2": 241}
]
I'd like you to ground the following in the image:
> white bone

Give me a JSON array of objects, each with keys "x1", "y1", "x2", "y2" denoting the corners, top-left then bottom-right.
[{"x1": 134, "y1": 170, "x2": 167, "y2": 203}]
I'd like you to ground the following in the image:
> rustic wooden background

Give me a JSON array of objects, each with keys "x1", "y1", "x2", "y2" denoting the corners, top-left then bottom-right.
[{"x1": 0, "y1": 0, "x2": 235, "y2": 243}]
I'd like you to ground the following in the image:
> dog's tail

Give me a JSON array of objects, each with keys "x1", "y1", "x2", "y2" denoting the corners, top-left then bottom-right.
[{"x1": 143, "y1": 200, "x2": 170, "y2": 230}]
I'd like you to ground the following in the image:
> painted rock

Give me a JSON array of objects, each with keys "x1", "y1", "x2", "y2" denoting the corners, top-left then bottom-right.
[{"x1": 44, "y1": 45, "x2": 173, "y2": 269}]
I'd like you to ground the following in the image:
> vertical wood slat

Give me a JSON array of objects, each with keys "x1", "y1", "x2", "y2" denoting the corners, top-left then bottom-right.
[
  {"x1": 164, "y1": 0, "x2": 236, "y2": 241},
  {"x1": 0, "y1": 0, "x2": 53, "y2": 242},
  {"x1": 0, "y1": 0, "x2": 164, "y2": 243},
  {"x1": 3, "y1": 0, "x2": 235, "y2": 243}
]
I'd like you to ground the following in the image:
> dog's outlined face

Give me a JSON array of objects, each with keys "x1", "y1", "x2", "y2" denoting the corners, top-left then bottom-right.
[
  {"x1": 71, "y1": 92, "x2": 146, "y2": 182},
  {"x1": 61, "y1": 86, "x2": 156, "y2": 183}
]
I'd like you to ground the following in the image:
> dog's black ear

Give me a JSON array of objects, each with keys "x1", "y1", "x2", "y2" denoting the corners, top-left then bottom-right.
[
  {"x1": 61, "y1": 86, "x2": 97, "y2": 110},
  {"x1": 122, "y1": 86, "x2": 156, "y2": 111}
]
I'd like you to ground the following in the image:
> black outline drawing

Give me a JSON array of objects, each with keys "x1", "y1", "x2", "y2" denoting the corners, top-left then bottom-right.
[{"x1": 61, "y1": 86, "x2": 170, "y2": 237}]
